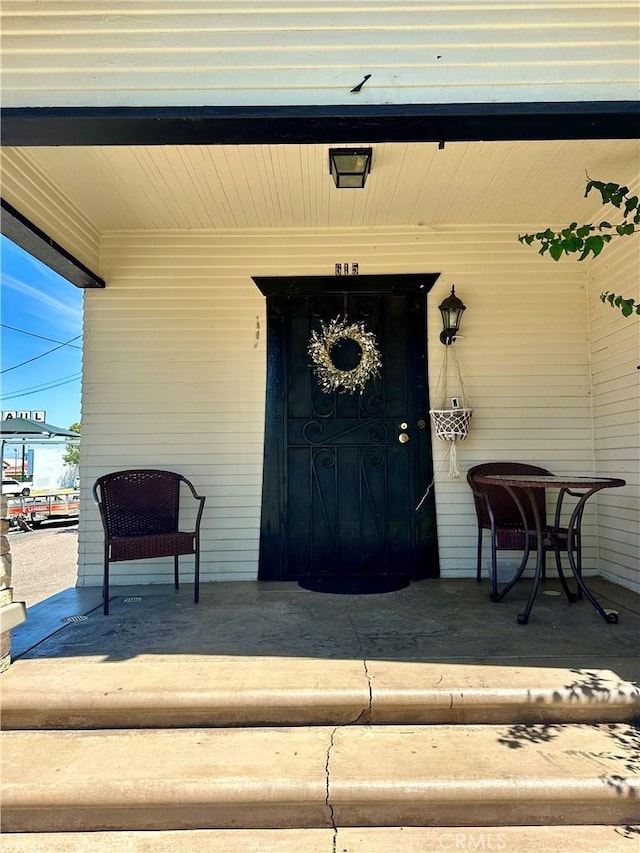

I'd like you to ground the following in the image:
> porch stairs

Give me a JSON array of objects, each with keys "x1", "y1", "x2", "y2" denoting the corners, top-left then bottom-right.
[{"x1": 1, "y1": 657, "x2": 639, "y2": 851}]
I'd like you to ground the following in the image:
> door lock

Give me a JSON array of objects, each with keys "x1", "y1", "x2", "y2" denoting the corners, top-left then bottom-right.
[{"x1": 398, "y1": 432, "x2": 409, "y2": 444}]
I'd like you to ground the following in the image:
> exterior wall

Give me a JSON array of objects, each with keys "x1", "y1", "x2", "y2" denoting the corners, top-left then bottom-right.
[
  {"x1": 78, "y1": 226, "x2": 597, "y2": 587},
  {"x1": 587, "y1": 236, "x2": 640, "y2": 593},
  {"x1": 2, "y1": 2, "x2": 637, "y2": 109}
]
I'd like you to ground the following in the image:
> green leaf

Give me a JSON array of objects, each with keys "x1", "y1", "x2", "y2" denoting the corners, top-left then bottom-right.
[
  {"x1": 599, "y1": 221, "x2": 612, "y2": 229},
  {"x1": 624, "y1": 196, "x2": 638, "y2": 215},
  {"x1": 587, "y1": 235, "x2": 605, "y2": 257},
  {"x1": 585, "y1": 180, "x2": 605, "y2": 198},
  {"x1": 549, "y1": 242, "x2": 564, "y2": 261},
  {"x1": 577, "y1": 225, "x2": 591, "y2": 238},
  {"x1": 621, "y1": 301, "x2": 634, "y2": 317},
  {"x1": 616, "y1": 223, "x2": 635, "y2": 236},
  {"x1": 562, "y1": 235, "x2": 582, "y2": 253}
]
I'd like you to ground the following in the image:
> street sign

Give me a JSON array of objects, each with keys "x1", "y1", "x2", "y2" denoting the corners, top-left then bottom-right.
[{"x1": 2, "y1": 411, "x2": 46, "y2": 422}]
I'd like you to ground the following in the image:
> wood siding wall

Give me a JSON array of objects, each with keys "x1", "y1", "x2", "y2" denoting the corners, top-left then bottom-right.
[
  {"x1": 587, "y1": 237, "x2": 640, "y2": 594},
  {"x1": 78, "y1": 226, "x2": 600, "y2": 587},
  {"x1": 2, "y1": 1, "x2": 638, "y2": 108}
]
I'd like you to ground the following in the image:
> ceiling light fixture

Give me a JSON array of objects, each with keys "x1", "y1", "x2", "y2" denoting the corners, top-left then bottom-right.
[{"x1": 328, "y1": 148, "x2": 372, "y2": 189}]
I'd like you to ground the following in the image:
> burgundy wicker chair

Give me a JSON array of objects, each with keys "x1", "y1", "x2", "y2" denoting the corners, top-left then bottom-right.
[
  {"x1": 93, "y1": 469, "x2": 206, "y2": 615},
  {"x1": 467, "y1": 462, "x2": 581, "y2": 598}
]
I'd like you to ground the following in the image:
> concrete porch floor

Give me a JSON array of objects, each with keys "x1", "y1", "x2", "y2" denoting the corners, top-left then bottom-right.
[
  {"x1": 9, "y1": 577, "x2": 640, "y2": 683},
  {"x1": 3, "y1": 576, "x2": 640, "y2": 847}
]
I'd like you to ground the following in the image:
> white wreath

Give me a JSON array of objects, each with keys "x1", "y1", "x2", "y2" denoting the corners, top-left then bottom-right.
[{"x1": 309, "y1": 316, "x2": 382, "y2": 394}]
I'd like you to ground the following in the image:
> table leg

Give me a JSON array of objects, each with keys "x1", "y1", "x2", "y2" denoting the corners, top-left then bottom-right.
[
  {"x1": 487, "y1": 485, "x2": 543, "y2": 624},
  {"x1": 488, "y1": 484, "x2": 531, "y2": 604},
  {"x1": 513, "y1": 486, "x2": 544, "y2": 625},
  {"x1": 565, "y1": 488, "x2": 619, "y2": 624}
]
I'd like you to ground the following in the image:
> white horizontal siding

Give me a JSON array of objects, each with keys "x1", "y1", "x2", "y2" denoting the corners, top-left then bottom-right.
[
  {"x1": 587, "y1": 235, "x2": 640, "y2": 594},
  {"x1": 1, "y1": 1, "x2": 637, "y2": 107},
  {"x1": 78, "y1": 226, "x2": 602, "y2": 587}
]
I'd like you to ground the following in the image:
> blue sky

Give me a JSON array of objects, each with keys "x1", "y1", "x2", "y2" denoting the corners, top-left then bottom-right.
[{"x1": 1, "y1": 235, "x2": 83, "y2": 430}]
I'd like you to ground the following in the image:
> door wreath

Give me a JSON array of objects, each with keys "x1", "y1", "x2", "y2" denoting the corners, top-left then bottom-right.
[{"x1": 309, "y1": 316, "x2": 382, "y2": 394}]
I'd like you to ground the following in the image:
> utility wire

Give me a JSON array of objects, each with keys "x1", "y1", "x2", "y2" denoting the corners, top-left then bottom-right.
[
  {"x1": 1, "y1": 335, "x2": 82, "y2": 374},
  {"x1": 1, "y1": 372, "x2": 81, "y2": 400},
  {"x1": 1, "y1": 324, "x2": 82, "y2": 350}
]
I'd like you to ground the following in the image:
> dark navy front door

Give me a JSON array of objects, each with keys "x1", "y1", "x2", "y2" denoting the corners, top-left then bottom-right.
[{"x1": 255, "y1": 275, "x2": 440, "y2": 589}]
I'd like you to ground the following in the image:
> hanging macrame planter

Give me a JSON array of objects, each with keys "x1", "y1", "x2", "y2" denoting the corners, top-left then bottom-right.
[
  {"x1": 309, "y1": 316, "x2": 381, "y2": 394},
  {"x1": 429, "y1": 345, "x2": 472, "y2": 478}
]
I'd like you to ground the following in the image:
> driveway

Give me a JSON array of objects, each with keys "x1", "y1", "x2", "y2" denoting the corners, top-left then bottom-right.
[{"x1": 7, "y1": 520, "x2": 78, "y2": 608}]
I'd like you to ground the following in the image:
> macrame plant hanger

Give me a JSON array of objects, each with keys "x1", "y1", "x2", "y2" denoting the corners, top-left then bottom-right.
[{"x1": 429, "y1": 345, "x2": 472, "y2": 478}]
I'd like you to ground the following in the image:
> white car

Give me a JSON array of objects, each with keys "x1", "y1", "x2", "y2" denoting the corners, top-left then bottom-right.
[{"x1": 2, "y1": 478, "x2": 32, "y2": 497}]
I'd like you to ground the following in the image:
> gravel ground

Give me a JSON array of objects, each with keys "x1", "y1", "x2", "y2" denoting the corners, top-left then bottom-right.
[{"x1": 7, "y1": 520, "x2": 79, "y2": 608}]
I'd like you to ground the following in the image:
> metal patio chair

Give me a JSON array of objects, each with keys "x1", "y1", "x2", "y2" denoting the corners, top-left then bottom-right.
[
  {"x1": 93, "y1": 469, "x2": 206, "y2": 615},
  {"x1": 467, "y1": 462, "x2": 581, "y2": 599}
]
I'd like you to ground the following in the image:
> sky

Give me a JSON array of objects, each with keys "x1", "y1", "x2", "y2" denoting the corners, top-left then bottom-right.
[{"x1": 0, "y1": 234, "x2": 84, "y2": 431}]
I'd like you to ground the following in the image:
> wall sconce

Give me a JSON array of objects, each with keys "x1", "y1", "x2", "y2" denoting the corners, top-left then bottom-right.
[
  {"x1": 438, "y1": 285, "x2": 466, "y2": 345},
  {"x1": 329, "y1": 148, "x2": 372, "y2": 189}
]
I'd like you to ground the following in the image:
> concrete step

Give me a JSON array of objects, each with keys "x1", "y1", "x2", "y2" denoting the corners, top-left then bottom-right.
[
  {"x1": 2, "y1": 723, "x2": 639, "y2": 832},
  {"x1": 2, "y1": 826, "x2": 640, "y2": 852},
  {"x1": 2, "y1": 657, "x2": 638, "y2": 729}
]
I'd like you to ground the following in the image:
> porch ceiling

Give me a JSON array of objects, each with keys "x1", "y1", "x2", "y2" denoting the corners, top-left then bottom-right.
[{"x1": 5, "y1": 138, "x2": 640, "y2": 233}]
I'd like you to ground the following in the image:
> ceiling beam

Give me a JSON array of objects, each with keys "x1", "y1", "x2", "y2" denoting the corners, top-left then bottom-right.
[
  {"x1": 1, "y1": 199, "x2": 105, "y2": 289},
  {"x1": 2, "y1": 102, "x2": 638, "y2": 147}
]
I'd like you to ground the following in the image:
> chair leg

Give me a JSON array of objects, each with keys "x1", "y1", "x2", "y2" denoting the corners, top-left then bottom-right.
[
  {"x1": 476, "y1": 530, "x2": 483, "y2": 582},
  {"x1": 553, "y1": 547, "x2": 576, "y2": 602},
  {"x1": 103, "y1": 549, "x2": 110, "y2": 616},
  {"x1": 490, "y1": 533, "x2": 498, "y2": 598},
  {"x1": 174, "y1": 556, "x2": 180, "y2": 590},
  {"x1": 194, "y1": 545, "x2": 200, "y2": 605},
  {"x1": 575, "y1": 531, "x2": 583, "y2": 600}
]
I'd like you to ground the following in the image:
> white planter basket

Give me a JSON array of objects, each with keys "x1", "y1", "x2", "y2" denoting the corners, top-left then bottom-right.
[{"x1": 429, "y1": 408, "x2": 472, "y2": 442}]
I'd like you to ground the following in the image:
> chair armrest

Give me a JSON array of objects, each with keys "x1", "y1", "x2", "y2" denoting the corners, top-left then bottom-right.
[{"x1": 179, "y1": 475, "x2": 206, "y2": 530}]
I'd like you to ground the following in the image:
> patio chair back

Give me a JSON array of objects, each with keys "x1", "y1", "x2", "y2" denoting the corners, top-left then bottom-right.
[{"x1": 467, "y1": 461, "x2": 550, "y2": 543}]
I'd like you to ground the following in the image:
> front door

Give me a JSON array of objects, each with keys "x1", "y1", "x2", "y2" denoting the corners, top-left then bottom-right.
[{"x1": 254, "y1": 274, "x2": 440, "y2": 591}]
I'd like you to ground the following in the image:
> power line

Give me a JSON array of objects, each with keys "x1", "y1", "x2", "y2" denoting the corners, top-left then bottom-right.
[
  {"x1": 1, "y1": 324, "x2": 82, "y2": 350},
  {"x1": 0, "y1": 335, "x2": 82, "y2": 375},
  {"x1": 1, "y1": 372, "x2": 81, "y2": 400}
]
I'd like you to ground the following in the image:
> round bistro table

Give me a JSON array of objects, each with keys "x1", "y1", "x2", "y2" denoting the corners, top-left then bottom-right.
[{"x1": 474, "y1": 473, "x2": 626, "y2": 625}]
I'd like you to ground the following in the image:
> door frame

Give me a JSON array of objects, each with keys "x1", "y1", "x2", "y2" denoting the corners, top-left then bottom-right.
[{"x1": 253, "y1": 273, "x2": 441, "y2": 581}]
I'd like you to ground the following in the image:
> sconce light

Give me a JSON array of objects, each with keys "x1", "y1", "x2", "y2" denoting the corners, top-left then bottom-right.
[
  {"x1": 329, "y1": 148, "x2": 372, "y2": 189},
  {"x1": 438, "y1": 285, "x2": 466, "y2": 345}
]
